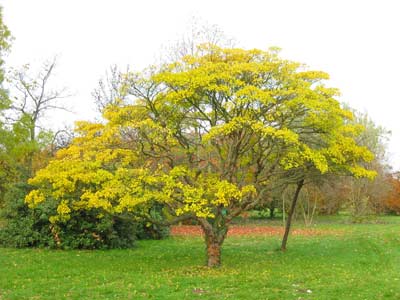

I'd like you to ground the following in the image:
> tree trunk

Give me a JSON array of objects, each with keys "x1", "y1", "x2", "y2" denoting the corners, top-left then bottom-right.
[
  {"x1": 206, "y1": 238, "x2": 222, "y2": 267},
  {"x1": 199, "y1": 218, "x2": 227, "y2": 268},
  {"x1": 281, "y1": 179, "x2": 304, "y2": 251},
  {"x1": 269, "y1": 205, "x2": 275, "y2": 219}
]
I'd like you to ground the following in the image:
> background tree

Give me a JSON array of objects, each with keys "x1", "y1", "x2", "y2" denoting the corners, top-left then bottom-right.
[
  {"x1": 0, "y1": 6, "x2": 11, "y2": 103},
  {"x1": 6, "y1": 58, "x2": 69, "y2": 140},
  {"x1": 0, "y1": 58, "x2": 70, "y2": 191},
  {"x1": 261, "y1": 107, "x2": 380, "y2": 250},
  {"x1": 312, "y1": 110, "x2": 392, "y2": 221},
  {"x1": 92, "y1": 65, "x2": 131, "y2": 113},
  {"x1": 0, "y1": 6, "x2": 13, "y2": 204},
  {"x1": 92, "y1": 21, "x2": 234, "y2": 114},
  {"x1": 26, "y1": 45, "x2": 374, "y2": 267},
  {"x1": 278, "y1": 110, "x2": 389, "y2": 250},
  {"x1": 384, "y1": 172, "x2": 400, "y2": 214},
  {"x1": 163, "y1": 18, "x2": 235, "y2": 63},
  {"x1": 344, "y1": 111, "x2": 391, "y2": 219},
  {"x1": 0, "y1": 58, "x2": 74, "y2": 247}
]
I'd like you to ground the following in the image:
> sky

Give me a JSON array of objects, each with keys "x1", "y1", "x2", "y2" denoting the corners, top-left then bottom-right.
[{"x1": 2, "y1": 0, "x2": 400, "y2": 169}]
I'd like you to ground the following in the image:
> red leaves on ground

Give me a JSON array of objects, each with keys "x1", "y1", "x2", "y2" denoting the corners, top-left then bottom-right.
[{"x1": 170, "y1": 225, "x2": 342, "y2": 237}]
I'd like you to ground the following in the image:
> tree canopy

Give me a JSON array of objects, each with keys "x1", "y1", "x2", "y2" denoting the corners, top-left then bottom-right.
[{"x1": 26, "y1": 45, "x2": 375, "y2": 266}]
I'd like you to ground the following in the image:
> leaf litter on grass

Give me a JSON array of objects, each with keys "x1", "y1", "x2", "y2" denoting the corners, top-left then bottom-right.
[{"x1": 171, "y1": 225, "x2": 344, "y2": 237}]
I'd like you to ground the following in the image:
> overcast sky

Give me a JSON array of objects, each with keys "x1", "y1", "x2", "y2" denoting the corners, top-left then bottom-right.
[{"x1": 2, "y1": 0, "x2": 400, "y2": 169}]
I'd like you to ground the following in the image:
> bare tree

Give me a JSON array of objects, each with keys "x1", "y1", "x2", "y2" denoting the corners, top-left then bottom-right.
[
  {"x1": 50, "y1": 127, "x2": 74, "y2": 153},
  {"x1": 6, "y1": 57, "x2": 70, "y2": 141},
  {"x1": 162, "y1": 18, "x2": 236, "y2": 63},
  {"x1": 92, "y1": 65, "x2": 131, "y2": 113},
  {"x1": 92, "y1": 20, "x2": 235, "y2": 116}
]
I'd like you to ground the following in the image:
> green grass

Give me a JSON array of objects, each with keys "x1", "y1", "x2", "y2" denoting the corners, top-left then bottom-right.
[{"x1": 1, "y1": 217, "x2": 400, "y2": 299}]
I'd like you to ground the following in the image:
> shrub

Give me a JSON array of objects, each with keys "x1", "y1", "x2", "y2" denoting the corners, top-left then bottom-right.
[
  {"x1": 0, "y1": 184, "x2": 169, "y2": 249},
  {"x1": 0, "y1": 183, "x2": 54, "y2": 248}
]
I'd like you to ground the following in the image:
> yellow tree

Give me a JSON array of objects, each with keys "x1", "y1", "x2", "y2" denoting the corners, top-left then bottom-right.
[{"x1": 26, "y1": 45, "x2": 374, "y2": 267}]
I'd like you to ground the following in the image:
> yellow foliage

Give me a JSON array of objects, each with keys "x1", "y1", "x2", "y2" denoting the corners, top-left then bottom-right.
[
  {"x1": 25, "y1": 190, "x2": 45, "y2": 208},
  {"x1": 25, "y1": 44, "x2": 375, "y2": 226}
]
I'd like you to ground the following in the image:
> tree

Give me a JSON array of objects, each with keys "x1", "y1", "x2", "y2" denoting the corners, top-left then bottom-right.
[
  {"x1": 280, "y1": 178, "x2": 304, "y2": 251},
  {"x1": 265, "y1": 108, "x2": 380, "y2": 250},
  {"x1": 385, "y1": 173, "x2": 400, "y2": 214},
  {"x1": 6, "y1": 58, "x2": 69, "y2": 141},
  {"x1": 0, "y1": 6, "x2": 13, "y2": 204},
  {"x1": 281, "y1": 109, "x2": 389, "y2": 251},
  {"x1": 0, "y1": 6, "x2": 11, "y2": 103},
  {"x1": 92, "y1": 21, "x2": 234, "y2": 114},
  {"x1": 92, "y1": 65, "x2": 131, "y2": 113},
  {"x1": 0, "y1": 56, "x2": 73, "y2": 246},
  {"x1": 344, "y1": 111, "x2": 391, "y2": 219},
  {"x1": 0, "y1": 5, "x2": 12, "y2": 139},
  {"x1": 26, "y1": 45, "x2": 374, "y2": 267},
  {"x1": 1, "y1": 57, "x2": 70, "y2": 177},
  {"x1": 312, "y1": 110, "x2": 391, "y2": 221},
  {"x1": 163, "y1": 19, "x2": 235, "y2": 63}
]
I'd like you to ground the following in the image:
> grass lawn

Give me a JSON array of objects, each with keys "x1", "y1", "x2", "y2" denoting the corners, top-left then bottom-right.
[{"x1": 1, "y1": 217, "x2": 400, "y2": 299}]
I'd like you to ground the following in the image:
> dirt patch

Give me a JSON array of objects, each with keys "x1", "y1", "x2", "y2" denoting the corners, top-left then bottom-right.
[{"x1": 170, "y1": 225, "x2": 342, "y2": 237}]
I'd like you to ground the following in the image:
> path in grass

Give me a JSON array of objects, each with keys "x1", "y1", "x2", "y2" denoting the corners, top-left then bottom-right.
[{"x1": 171, "y1": 225, "x2": 344, "y2": 237}]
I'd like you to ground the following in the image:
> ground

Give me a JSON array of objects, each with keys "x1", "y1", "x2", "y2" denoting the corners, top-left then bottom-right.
[{"x1": 1, "y1": 215, "x2": 400, "y2": 299}]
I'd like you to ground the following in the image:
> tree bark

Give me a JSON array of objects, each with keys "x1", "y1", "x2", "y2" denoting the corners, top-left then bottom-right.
[
  {"x1": 199, "y1": 218, "x2": 227, "y2": 268},
  {"x1": 281, "y1": 179, "x2": 304, "y2": 251},
  {"x1": 269, "y1": 201, "x2": 276, "y2": 219},
  {"x1": 206, "y1": 237, "x2": 222, "y2": 267}
]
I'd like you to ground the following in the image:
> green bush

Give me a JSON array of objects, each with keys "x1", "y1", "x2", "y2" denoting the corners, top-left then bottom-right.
[
  {"x1": 0, "y1": 184, "x2": 169, "y2": 249},
  {"x1": 52, "y1": 211, "x2": 138, "y2": 249},
  {"x1": 0, "y1": 183, "x2": 54, "y2": 248}
]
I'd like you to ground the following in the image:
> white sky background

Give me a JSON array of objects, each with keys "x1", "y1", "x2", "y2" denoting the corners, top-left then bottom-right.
[{"x1": 2, "y1": 0, "x2": 400, "y2": 170}]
